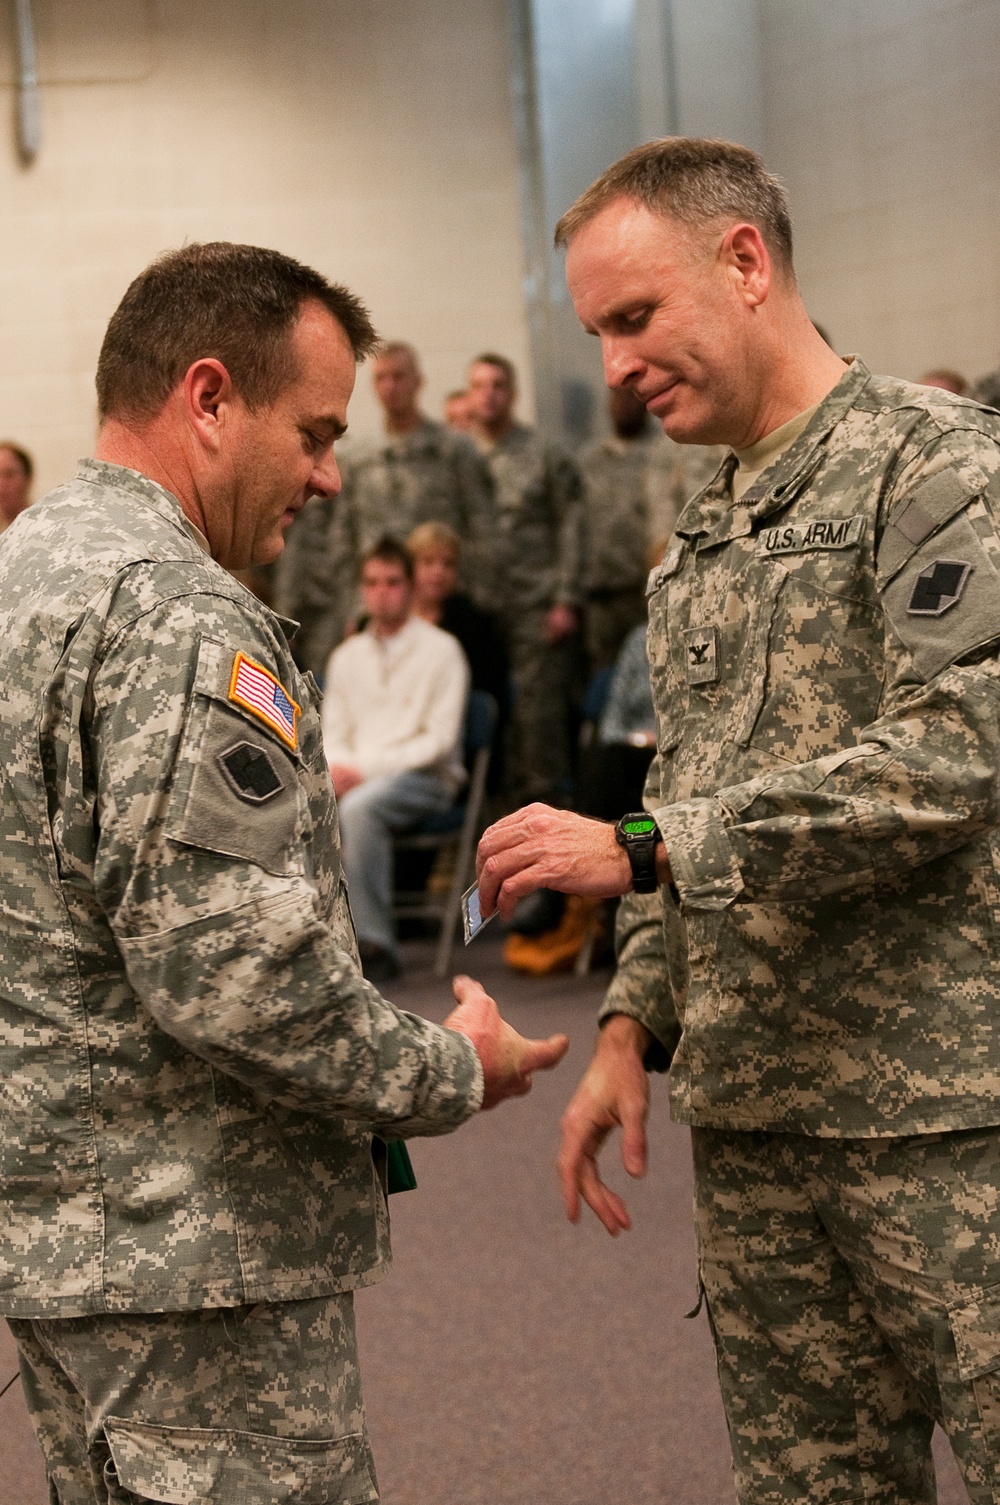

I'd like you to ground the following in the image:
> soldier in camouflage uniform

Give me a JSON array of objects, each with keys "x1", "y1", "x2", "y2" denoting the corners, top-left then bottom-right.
[
  {"x1": 579, "y1": 388, "x2": 661, "y2": 669},
  {"x1": 273, "y1": 342, "x2": 492, "y2": 677},
  {"x1": 0, "y1": 244, "x2": 566, "y2": 1505},
  {"x1": 477, "y1": 138, "x2": 1000, "y2": 1504},
  {"x1": 467, "y1": 353, "x2": 585, "y2": 806},
  {"x1": 972, "y1": 365, "x2": 1000, "y2": 413}
]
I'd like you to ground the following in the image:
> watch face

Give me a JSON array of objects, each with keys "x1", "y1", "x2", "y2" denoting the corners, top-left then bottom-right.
[{"x1": 621, "y1": 816, "x2": 657, "y2": 837}]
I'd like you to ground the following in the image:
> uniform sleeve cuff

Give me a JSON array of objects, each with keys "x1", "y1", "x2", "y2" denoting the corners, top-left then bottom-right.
[{"x1": 653, "y1": 798, "x2": 745, "y2": 910}]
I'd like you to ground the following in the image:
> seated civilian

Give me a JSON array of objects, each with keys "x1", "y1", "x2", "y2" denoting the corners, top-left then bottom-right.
[
  {"x1": 322, "y1": 535, "x2": 470, "y2": 984},
  {"x1": 407, "y1": 520, "x2": 510, "y2": 791}
]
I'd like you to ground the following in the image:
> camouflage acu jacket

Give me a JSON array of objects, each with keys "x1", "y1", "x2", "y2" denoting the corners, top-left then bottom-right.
[
  {"x1": 273, "y1": 419, "x2": 493, "y2": 675},
  {"x1": 580, "y1": 431, "x2": 659, "y2": 594},
  {"x1": 601, "y1": 359, "x2": 1000, "y2": 1137},
  {"x1": 476, "y1": 422, "x2": 584, "y2": 613},
  {"x1": 0, "y1": 461, "x2": 482, "y2": 1318}
]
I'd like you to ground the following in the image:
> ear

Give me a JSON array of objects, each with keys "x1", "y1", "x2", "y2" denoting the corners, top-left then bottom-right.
[
  {"x1": 720, "y1": 222, "x2": 773, "y2": 310},
  {"x1": 182, "y1": 358, "x2": 235, "y2": 451}
]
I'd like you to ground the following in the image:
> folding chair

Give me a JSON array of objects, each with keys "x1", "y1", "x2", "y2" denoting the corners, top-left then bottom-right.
[{"x1": 392, "y1": 690, "x2": 499, "y2": 979}]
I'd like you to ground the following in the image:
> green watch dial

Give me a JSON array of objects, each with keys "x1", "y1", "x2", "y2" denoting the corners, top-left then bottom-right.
[{"x1": 621, "y1": 816, "x2": 657, "y2": 836}]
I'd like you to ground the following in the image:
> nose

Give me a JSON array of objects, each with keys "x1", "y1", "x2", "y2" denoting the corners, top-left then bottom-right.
[
  {"x1": 311, "y1": 451, "x2": 342, "y2": 500},
  {"x1": 602, "y1": 338, "x2": 645, "y2": 391}
]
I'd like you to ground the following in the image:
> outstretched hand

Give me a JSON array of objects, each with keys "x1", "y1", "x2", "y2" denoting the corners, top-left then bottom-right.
[
  {"x1": 476, "y1": 804, "x2": 632, "y2": 921},
  {"x1": 558, "y1": 1015, "x2": 652, "y2": 1235},
  {"x1": 444, "y1": 974, "x2": 569, "y2": 1110}
]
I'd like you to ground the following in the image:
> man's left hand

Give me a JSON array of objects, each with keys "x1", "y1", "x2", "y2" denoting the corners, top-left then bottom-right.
[
  {"x1": 545, "y1": 602, "x2": 579, "y2": 644},
  {"x1": 476, "y1": 804, "x2": 632, "y2": 920}
]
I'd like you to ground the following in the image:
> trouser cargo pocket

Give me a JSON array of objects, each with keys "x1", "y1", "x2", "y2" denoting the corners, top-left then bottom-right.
[
  {"x1": 948, "y1": 1285, "x2": 1000, "y2": 1503},
  {"x1": 103, "y1": 1417, "x2": 378, "y2": 1505}
]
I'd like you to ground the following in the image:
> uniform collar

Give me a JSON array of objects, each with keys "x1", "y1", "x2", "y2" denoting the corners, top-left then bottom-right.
[
  {"x1": 75, "y1": 458, "x2": 210, "y2": 557},
  {"x1": 674, "y1": 357, "x2": 874, "y2": 546}
]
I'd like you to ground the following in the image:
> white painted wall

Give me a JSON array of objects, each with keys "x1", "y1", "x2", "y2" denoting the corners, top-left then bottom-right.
[
  {"x1": 760, "y1": 0, "x2": 1000, "y2": 385},
  {"x1": 0, "y1": 0, "x2": 533, "y2": 497}
]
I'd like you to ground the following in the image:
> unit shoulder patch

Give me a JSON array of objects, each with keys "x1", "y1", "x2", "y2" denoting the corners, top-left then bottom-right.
[
  {"x1": 217, "y1": 740, "x2": 285, "y2": 803},
  {"x1": 906, "y1": 559, "x2": 974, "y2": 617},
  {"x1": 228, "y1": 652, "x2": 300, "y2": 750}
]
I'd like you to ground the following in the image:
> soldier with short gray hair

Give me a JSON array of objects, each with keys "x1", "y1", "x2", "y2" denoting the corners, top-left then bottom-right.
[
  {"x1": 0, "y1": 242, "x2": 567, "y2": 1505},
  {"x1": 476, "y1": 137, "x2": 1000, "y2": 1504}
]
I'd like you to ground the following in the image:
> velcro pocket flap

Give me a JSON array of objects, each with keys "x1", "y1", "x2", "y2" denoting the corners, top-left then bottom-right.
[
  {"x1": 950, "y1": 1286, "x2": 1000, "y2": 1381},
  {"x1": 104, "y1": 1417, "x2": 378, "y2": 1505},
  {"x1": 878, "y1": 469, "x2": 982, "y2": 584}
]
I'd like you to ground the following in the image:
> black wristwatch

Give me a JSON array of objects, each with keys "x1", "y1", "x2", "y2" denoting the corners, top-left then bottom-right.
[{"x1": 614, "y1": 812, "x2": 660, "y2": 894}]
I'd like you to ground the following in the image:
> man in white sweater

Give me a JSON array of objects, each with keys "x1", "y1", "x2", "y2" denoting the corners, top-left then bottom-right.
[{"x1": 323, "y1": 535, "x2": 469, "y2": 982}]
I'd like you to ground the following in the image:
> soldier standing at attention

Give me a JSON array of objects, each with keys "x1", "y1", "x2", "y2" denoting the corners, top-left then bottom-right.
[
  {"x1": 466, "y1": 352, "x2": 584, "y2": 806},
  {"x1": 0, "y1": 242, "x2": 567, "y2": 1505},
  {"x1": 580, "y1": 386, "x2": 661, "y2": 669},
  {"x1": 274, "y1": 341, "x2": 492, "y2": 675},
  {"x1": 476, "y1": 137, "x2": 1000, "y2": 1505}
]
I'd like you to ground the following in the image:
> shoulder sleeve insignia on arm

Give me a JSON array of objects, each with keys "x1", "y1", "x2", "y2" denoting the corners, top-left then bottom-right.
[
  {"x1": 217, "y1": 740, "x2": 285, "y2": 803},
  {"x1": 228, "y1": 651, "x2": 301, "y2": 750},
  {"x1": 906, "y1": 559, "x2": 973, "y2": 616}
]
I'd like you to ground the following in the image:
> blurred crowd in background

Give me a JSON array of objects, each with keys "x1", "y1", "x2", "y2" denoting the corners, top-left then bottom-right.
[{"x1": 4, "y1": 345, "x2": 999, "y2": 981}]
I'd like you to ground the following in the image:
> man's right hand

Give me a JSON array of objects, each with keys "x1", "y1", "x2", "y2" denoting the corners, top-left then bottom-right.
[
  {"x1": 444, "y1": 975, "x2": 569, "y2": 1110},
  {"x1": 558, "y1": 1014, "x2": 652, "y2": 1235}
]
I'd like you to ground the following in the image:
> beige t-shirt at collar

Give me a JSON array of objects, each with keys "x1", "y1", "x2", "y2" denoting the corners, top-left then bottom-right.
[{"x1": 731, "y1": 403, "x2": 820, "y2": 503}]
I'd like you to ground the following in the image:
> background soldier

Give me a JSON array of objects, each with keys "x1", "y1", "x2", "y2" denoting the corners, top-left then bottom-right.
[
  {"x1": 467, "y1": 352, "x2": 584, "y2": 806},
  {"x1": 579, "y1": 387, "x2": 660, "y2": 669},
  {"x1": 476, "y1": 138, "x2": 1000, "y2": 1505},
  {"x1": 275, "y1": 341, "x2": 492, "y2": 675},
  {"x1": 0, "y1": 243, "x2": 566, "y2": 1505}
]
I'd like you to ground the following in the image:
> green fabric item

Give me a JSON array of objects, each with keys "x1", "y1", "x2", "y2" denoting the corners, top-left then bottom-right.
[{"x1": 386, "y1": 1141, "x2": 417, "y2": 1194}]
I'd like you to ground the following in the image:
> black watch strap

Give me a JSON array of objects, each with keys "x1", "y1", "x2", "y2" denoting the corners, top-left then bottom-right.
[{"x1": 615, "y1": 813, "x2": 660, "y2": 895}]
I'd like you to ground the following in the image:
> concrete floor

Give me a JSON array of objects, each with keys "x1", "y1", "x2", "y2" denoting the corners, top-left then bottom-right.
[{"x1": 0, "y1": 933, "x2": 972, "y2": 1503}]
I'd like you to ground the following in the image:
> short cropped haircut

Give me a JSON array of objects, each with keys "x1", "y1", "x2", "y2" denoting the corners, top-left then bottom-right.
[
  {"x1": 0, "y1": 442, "x2": 33, "y2": 481},
  {"x1": 376, "y1": 341, "x2": 420, "y2": 370},
  {"x1": 555, "y1": 137, "x2": 794, "y2": 273},
  {"x1": 96, "y1": 242, "x2": 379, "y2": 424},
  {"x1": 469, "y1": 352, "x2": 517, "y2": 389},
  {"x1": 408, "y1": 521, "x2": 461, "y2": 558},
  {"x1": 361, "y1": 534, "x2": 413, "y2": 582}
]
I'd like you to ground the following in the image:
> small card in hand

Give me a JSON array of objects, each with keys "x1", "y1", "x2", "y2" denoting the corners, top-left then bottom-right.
[{"x1": 461, "y1": 882, "x2": 495, "y2": 945}]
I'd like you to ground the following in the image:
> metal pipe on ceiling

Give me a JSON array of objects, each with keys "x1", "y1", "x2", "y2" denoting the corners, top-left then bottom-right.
[{"x1": 14, "y1": 0, "x2": 43, "y2": 162}]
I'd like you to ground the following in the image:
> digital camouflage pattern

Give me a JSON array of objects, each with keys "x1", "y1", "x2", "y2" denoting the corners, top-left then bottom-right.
[
  {"x1": 271, "y1": 493, "x2": 347, "y2": 677},
  {"x1": 274, "y1": 419, "x2": 493, "y2": 674},
  {"x1": 691, "y1": 1123, "x2": 1000, "y2": 1505},
  {"x1": 645, "y1": 434, "x2": 727, "y2": 548},
  {"x1": 475, "y1": 422, "x2": 585, "y2": 803},
  {"x1": 580, "y1": 429, "x2": 659, "y2": 667},
  {"x1": 11, "y1": 1292, "x2": 378, "y2": 1504},
  {"x1": 0, "y1": 461, "x2": 483, "y2": 1319},
  {"x1": 601, "y1": 358, "x2": 1000, "y2": 1137},
  {"x1": 580, "y1": 429, "x2": 661, "y2": 593},
  {"x1": 474, "y1": 420, "x2": 584, "y2": 615}
]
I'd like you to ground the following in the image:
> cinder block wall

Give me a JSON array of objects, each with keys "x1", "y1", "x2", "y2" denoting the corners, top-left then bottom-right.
[
  {"x1": 0, "y1": 0, "x2": 534, "y2": 497},
  {"x1": 760, "y1": 0, "x2": 1000, "y2": 386}
]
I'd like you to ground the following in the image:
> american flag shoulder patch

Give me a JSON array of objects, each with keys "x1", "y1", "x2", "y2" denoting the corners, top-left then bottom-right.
[{"x1": 228, "y1": 652, "x2": 301, "y2": 751}]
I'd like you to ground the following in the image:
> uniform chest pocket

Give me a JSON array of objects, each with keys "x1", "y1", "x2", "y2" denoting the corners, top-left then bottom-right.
[
  {"x1": 646, "y1": 575, "x2": 686, "y2": 754},
  {"x1": 733, "y1": 541, "x2": 882, "y2": 760}
]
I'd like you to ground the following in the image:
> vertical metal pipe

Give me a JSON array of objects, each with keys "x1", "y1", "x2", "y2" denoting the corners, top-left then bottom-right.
[
  {"x1": 14, "y1": 0, "x2": 43, "y2": 162},
  {"x1": 506, "y1": 0, "x2": 559, "y2": 433}
]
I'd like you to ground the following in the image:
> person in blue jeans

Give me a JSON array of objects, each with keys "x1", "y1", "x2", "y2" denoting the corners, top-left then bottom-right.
[{"x1": 322, "y1": 535, "x2": 469, "y2": 982}]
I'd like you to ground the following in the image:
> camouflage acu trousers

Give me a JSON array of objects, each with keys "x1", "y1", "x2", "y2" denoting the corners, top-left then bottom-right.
[
  {"x1": 692, "y1": 1124, "x2": 1000, "y2": 1504},
  {"x1": 8, "y1": 1294, "x2": 378, "y2": 1504},
  {"x1": 503, "y1": 608, "x2": 583, "y2": 807}
]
